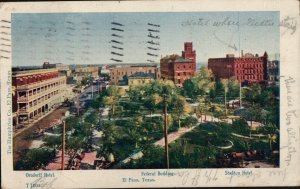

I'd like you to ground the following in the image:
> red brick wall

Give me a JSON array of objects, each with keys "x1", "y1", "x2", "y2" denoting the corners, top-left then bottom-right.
[{"x1": 208, "y1": 55, "x2": 267, "y2": 83}]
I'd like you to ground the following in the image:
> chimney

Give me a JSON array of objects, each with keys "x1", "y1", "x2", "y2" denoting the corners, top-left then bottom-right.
[{"x1": 241, "y1": 50, "x2": 244, "y2": 57}]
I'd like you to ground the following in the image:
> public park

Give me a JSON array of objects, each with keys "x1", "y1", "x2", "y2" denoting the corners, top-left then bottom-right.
[{"x1": 14, "y1": 67, "x2": 279, "y2": 170}]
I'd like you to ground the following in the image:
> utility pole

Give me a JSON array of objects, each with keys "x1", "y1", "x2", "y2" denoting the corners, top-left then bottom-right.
[
  {"x1": 61, "y1": 120, "x2": 66, "y2": 170},
  {"x1": 91, "y1": 77, "x2": 94, "y2": 99},
  {"x1": 163, "y1": 94, "x2": 169, "y2": 169},
  {"x1": 239, "y1": 82, "x2": 242, "y2": 108},
  {"x1": 224, "y1": 88, "x2": 227, "y2": 117}
]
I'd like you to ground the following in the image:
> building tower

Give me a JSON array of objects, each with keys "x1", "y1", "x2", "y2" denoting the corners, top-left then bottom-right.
[
  {"x1": 263, "y1": 51, "x2": 269, "y2": 81},
  {"x1": 182, "y1": 42, "x2": 196, "y2": 64}
]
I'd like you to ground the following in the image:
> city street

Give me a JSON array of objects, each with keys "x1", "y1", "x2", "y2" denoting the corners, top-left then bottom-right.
[{"x1": 13, "y1": 84, "x2": 98, "y2": 164}]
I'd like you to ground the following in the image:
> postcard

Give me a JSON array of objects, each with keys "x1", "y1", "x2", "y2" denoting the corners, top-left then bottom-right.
[{"x1": 1, "y1": 0, "x2": 299, "y2": 188}]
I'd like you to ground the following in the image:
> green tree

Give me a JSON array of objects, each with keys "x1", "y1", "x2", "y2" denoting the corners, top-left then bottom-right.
[
  {"x1": 123, "y1": 75, "x2": 129, "y2": 85},
  {"x1": 221, "y1": 79, "x2": 229, "y2": 117},
  {"x1": 171, "y1": 95, "x2": 192, "y2": 128},
  {"x1": 144, "y1": 93, "x2": 162, "y2": 116},
  {"x1": 244, "y1": 83, "x2": 261, "y2": 105},
  {"x1": 44, "y1": 136, "x2": 61, "y2": 149},
  {"x1": 183, "y1": 66, "x2": 215, "y2": 102},
  {"x1": 104, "y1": 85, "x2": 123, "y2": 117},
  {"x1": 227, "y1": 77, "x2": 239, "y2": 99},
  {"x1": 15, "y1": 148, "x2": 56, "y2": 170}
]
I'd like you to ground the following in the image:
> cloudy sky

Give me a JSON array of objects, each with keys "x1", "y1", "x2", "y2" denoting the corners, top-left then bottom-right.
[{"x1": 12, "y1": 11, "x2": 279, "y2": 67}]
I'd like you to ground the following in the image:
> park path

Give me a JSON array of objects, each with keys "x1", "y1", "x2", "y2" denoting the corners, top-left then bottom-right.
[
  {"x1": 154, "y1": 126, "x2": 196, "y2": 147},
  {"x1": 113, "y1": 121, "x2": 200, "y2": 168}
]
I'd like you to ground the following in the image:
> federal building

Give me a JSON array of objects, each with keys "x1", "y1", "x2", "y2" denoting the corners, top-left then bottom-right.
[{"x1": 160, "y1": 42, "x2": 196, "y2": 86}]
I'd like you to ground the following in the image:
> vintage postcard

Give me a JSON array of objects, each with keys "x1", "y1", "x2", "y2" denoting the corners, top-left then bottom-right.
[{"x1": 1, "y1": 0, "x2": 299, "y2": 188}]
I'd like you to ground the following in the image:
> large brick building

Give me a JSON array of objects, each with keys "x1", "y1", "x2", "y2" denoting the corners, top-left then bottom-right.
[
  {"x1": 208, "y1": 52, "x2": 268, "y2": 83},
  {"x1": 160, "y1": 42, "x2": 196, "y2": 86},
  {"x1": 12, "y1": 69, "x2": 66, "y2": 127}
]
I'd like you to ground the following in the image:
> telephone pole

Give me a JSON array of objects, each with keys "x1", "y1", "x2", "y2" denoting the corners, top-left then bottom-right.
[
  {"x1": 239, "y1": 82, "x2": 242, "y2": 108},
  {"x1": 61, "y1": 120, "x2": 66, "y2": 170},
  {"x1": 163, "y1": 94, "x2": 169, "y2": 169}
]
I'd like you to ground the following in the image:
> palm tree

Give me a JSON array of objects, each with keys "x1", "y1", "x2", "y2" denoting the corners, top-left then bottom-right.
[
  {"x1": 221, "y1": 79, "x2": 229, "y2": 118},
  {"x1": 172, "y1": 95, "x2": 192, "y2": 128},
  {"x1": 103, "y1": 85, "x2": 123, "y2": 118}
]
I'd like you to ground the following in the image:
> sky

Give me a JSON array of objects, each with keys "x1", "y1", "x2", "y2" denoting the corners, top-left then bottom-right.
[{"x1": 12, "y1": 12, "x2": 279, "y2": 67}]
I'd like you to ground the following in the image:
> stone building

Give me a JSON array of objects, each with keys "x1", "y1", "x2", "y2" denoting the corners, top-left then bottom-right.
[{"x1": 109, "y1": 65, "x2": 158, "y2": 84}]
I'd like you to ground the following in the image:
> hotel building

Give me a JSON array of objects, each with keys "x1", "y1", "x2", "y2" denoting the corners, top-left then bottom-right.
[
  {"x1": 12, "y1": 69, "x2": 66, "y2": 127},
  {"x1": 208, "y1": 52, "x2": 268, "y2": 83}
]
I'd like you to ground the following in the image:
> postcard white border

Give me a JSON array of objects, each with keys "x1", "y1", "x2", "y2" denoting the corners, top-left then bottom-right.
[{"x1": 1, "y1": 0, "x2": 300, "y2": 188}]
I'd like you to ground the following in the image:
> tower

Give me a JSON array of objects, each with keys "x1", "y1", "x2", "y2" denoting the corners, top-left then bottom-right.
[
  {"x1": 263, "y1": 51, "x2": 269, "y2": 81},
  {"x1": 182, "y1": 42, "x2": 196, "y2": 64}
]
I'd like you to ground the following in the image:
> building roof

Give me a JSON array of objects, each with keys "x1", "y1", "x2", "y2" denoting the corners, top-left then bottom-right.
[
  {"x1": 128, "y1": 72, "x2": 155, "y2": 78},
  {"x1": 12, "y1": 68, "x2": 58, "y2": 77},
  {"x1": 161, "y1": 54, "x2": 192, "y2": 63}
]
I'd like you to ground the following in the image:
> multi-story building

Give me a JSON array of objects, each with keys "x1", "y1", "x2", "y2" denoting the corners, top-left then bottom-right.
[
  {"x1": 43, "y1": 62, "x2": 71, "y2": 76},
  {"x1": 267, "y1": 60, "x2": 279, "y2": 83},
  {"x1": 12, "y1": 69, "x2": 66, "y2": 127},
  {"x1": 208, "y1": 51, "x2": 268, "y2": 83},
  {"x1": 160, "y1": 42, "x2": 196, "y2": 86},
  {"x1": 128, "y1": 72, "x2": 155, "y2": 86},
  {"x1": 75, "y1": 66, "x2": 99, "y2": 79},
  {"x1": 109, "y1": 65, "x2": 158, "y2": 84}
]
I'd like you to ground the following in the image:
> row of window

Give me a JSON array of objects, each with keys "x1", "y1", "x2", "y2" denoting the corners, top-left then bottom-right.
[
  {"x1": 237, "y1": 75, "x2": 263, "y2": 80},
  {"x1": 176, "y1": 64, "x2": 194, "y2": 69},
  {"x1": 177, "y1": 72, "x2": 193, "y2": 76},
  {"x1": 19, "y1": 80, "x2": 65, "y2": 97},
  {"x1": 236, "y1": 69, "x2": 263, "y2": 74},
  {"x1": 236, "y1": 63, "x2": 263, "y2": 68},
  {"x1": 19, "y1": 90, "x2": 60, "y2": 110},
  {"x1": 111, "y1": 70, "x2": 155, "y2": 76}
]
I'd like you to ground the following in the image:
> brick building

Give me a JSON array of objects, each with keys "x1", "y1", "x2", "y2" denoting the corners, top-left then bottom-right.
[
  {"x1": 109, "y1": 65, "x2": 158, "y2": 84},
  {"x1": 160, "y1": 42, "x2": 196, "y2": 86},
  {"x1": 12, "y1": 69, "x2": 66, "y2": 127},
  {"x1": 208, "y1": 52, "x2": 268, "y2": 83}
]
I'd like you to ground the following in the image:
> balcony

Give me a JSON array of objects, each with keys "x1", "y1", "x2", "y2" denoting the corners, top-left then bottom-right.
[
  {"x1": 17, "y1": 85, "x2": 64, "y2": 103},
  {"x1": 16, "y1": 76, "x2": 66, "y2": 90}
]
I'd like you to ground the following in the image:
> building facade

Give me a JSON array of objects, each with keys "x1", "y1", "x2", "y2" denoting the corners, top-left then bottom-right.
[
  {"x1": 267, "y1": 60, "x2": 279, "y2": 84},
  {"x1": 160, "y1": 42, "x2": 196, "y2": 86},
  {"x1": 128, "y1": 72, "x2": 155, "y2": 86},
  {"x1": 43, "y1": 62, "x2": 71, "y2": 76},
  {"x1": 109, "y1": 65, "x2": 158, "y2": 84},
  {"x1": 208, "y1": 52, "x2": 268, "y2": 83},
  {"x1": 12, "y1": 69, "x2": 66, "y2": 127},
  {"x1": 75, "y1": 66, "x2": 99, "y2": 79}
]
